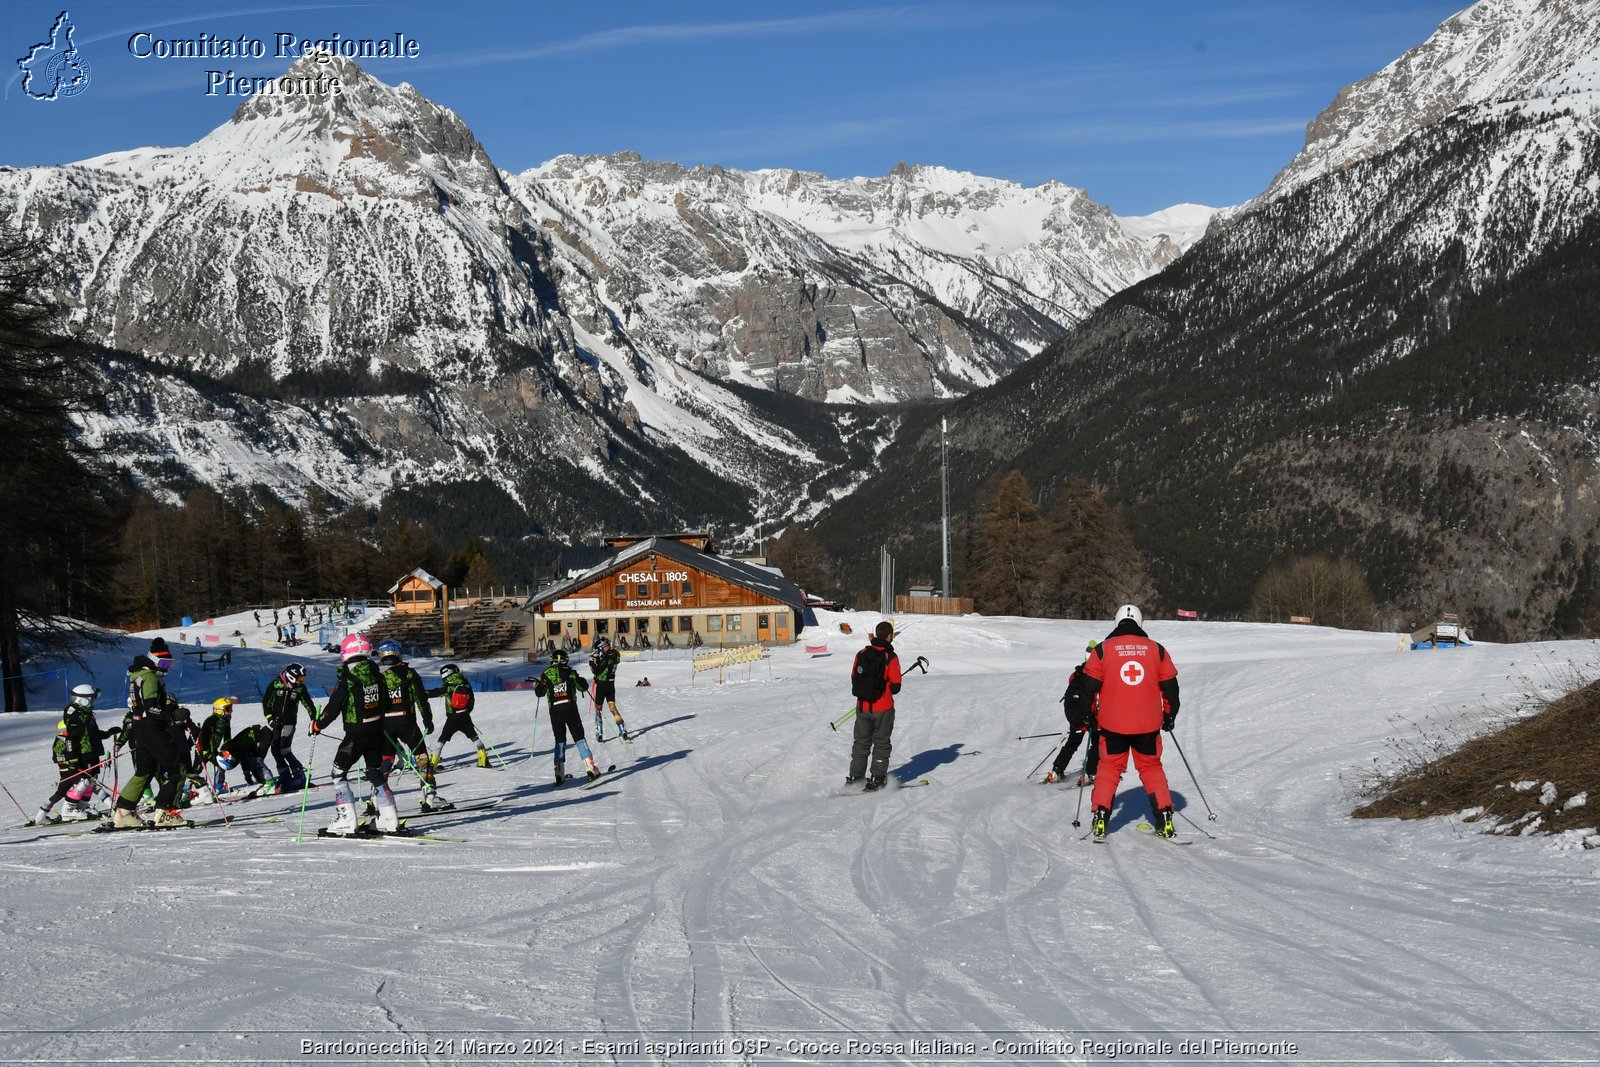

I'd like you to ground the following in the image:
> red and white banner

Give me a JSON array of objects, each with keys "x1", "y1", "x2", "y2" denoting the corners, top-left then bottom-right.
[{"x1": 1176, "y1": 609, "x2": 1198, "y2": 618}]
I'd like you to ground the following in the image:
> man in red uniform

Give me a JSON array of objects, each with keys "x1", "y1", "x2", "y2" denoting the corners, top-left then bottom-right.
[{"x1": 1081, "y1": 604, "x2": 1181, "y2": 839}]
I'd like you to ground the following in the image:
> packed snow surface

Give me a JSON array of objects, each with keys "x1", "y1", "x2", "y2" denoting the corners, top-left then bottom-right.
[{"x1": 1, "y1": 610, "x2": 1597, "y2": 1065}]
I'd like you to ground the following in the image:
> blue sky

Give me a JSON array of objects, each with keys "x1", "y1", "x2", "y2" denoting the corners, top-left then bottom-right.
[{"x1": 4, "y1": 1, "x2": 1466, "y2": 214}]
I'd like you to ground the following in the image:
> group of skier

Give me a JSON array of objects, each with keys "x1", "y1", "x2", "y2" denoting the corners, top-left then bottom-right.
[
  {"x1": 36, "y1": 604, "x2": 1176, "y2": 840},
  {"x1": 845, "y1": 603, "x2": 1182, "y2": 840}
]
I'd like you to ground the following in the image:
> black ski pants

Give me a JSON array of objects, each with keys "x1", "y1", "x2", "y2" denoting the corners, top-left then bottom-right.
[
  {"x1": 118, "y1": 716, "x2": 182, "y2": 810},
  {"x1": 332, "y1": 722, "x2": 389, "y2": 786},
  {"x1": 437, "y1": 713, "x2": 480, "y2": 747}
]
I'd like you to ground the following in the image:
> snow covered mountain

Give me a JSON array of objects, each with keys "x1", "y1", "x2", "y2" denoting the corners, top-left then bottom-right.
[
  {"x1": 812, "y1": 0, "x2": 1600, "y2": 638},
  {"x1": 1260, "y1": 0, "x2": 1600, "y2": 203},
  {"x1": 0, "y1": 52, "x2": 1178, "y2": 531},
  {"x1": 513, "y1": 156, "x2": 1171, "y2": 402}
]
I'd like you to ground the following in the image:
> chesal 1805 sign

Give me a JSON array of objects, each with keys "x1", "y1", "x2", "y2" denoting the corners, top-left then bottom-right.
[
  {"x1": 619, "y1": 570, "x2": 688, "y2": 583},
  {"x1": 618, "y1": 569, "x2": 691, "y2": 609}
]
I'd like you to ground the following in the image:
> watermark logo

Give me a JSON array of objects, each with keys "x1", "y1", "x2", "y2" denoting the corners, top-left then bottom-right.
[{"x1": 17, "y1": 10, "x2": 91, "y2": 101}]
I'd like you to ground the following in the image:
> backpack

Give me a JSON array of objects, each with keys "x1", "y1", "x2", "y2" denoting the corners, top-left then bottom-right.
[{"x1": 851, "y1": 644, "x2": 889, "y2": 702}]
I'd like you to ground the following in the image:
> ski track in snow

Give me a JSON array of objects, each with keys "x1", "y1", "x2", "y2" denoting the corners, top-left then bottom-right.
[{"x1": 0, "y1": 612, "x2": 1598, "y2": 1064}]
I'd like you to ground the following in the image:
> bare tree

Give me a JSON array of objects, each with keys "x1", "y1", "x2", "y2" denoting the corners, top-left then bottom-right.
[{"x1": 1251, "y1": 556, "x2": 1377, "y2": 630}]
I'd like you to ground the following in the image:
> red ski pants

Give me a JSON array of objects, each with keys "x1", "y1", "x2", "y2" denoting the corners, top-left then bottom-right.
[{"x1": 1089, "y1": 730, "x2": 1172, "y2": 813}]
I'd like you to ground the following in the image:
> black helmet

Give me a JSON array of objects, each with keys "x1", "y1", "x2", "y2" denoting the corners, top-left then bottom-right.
[
  {"x1": 281, "y1": 662, "x2": 306, "y2": 685},
  {"x1": 439, "y1": 663, "x2": 459, "y2": 677},
  {"x1": 551, "y1": 648, "x2": 569, "y2": 665}
]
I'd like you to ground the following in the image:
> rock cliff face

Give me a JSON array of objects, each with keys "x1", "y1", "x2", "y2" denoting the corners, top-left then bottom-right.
[
  {"x1": 514, "y1": 155, "x2": 1176, "y2": 401},
  {"x1": 1260, "y1": 0, "x2": 1600, "y2": 203}
]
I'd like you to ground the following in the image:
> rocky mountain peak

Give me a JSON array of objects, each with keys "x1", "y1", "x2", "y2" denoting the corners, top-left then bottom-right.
[
  {"x1": 1262, "y1": 0, "x2": 1600, "y2": 203},
  {"x1": 193, "y1": 54, "x2": 502, "y2": 200}
]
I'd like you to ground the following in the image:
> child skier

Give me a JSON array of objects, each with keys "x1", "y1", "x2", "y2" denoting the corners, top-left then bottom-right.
[
  {"x1": 33, "y1": 684, "x2": 120, "y2": 824},
  {"x1": 262, "y1": 662, "x2": 314, "y2": 789},
  {"x1": 589, "y1": 637, "x2": 630, "y2": 741},
  {"x1": 533, "y1": 648, "x2": 601, "y2": 784},
  {"x1": 221, "y1": 723, "x2": 275, "y2": 790},
  {"x1": 1045, "y1": 641, "x2": 1102, "y2": 785},
  {"x1": 434, "y1": 664, "x2": 489, "y2": 768},
  {"x1": 197, "y1": 697, "x2": 236, "y2": 794},
  {"x1": 310, "y1": 634, "x2": 397, "y2": 835},
  {"x1": 374, "y1": 640, "x2": 448, "y2": 811}
]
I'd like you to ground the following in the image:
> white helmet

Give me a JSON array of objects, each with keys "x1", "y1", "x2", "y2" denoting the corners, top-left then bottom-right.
[
  {"x1": 1114, "y1": 604, "x2": 1144, "y2": 626},
  {"x1": 70, "y1": 684, "x2": 98, "y2": 708}
]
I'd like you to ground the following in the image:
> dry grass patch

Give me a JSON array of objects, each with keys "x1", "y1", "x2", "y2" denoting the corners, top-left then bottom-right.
[{"x1": 1353, "y1": 678, "x2": 1600, "y2": 838}]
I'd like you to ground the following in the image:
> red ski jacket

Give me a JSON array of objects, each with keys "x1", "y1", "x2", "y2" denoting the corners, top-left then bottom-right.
[
  {"x1": 853, "y1": 638, "x2": 903, "y2": 714},
  {"x1": 1083, "y1": 628, "x2": 1177, "y2": 734}
]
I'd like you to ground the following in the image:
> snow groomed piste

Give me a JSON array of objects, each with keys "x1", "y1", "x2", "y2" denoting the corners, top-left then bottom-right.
[{"x1": 0, "y1": 608, "x2": 1596, "y2": 1064}]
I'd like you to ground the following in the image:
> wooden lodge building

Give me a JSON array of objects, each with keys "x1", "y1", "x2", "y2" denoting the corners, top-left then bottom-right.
[
  {"x1": 389, "y1": 568, "x2": 445, "y2": 615},
  {"x1": 523, "y1": 534, "x2": 807, "y2": 649}
]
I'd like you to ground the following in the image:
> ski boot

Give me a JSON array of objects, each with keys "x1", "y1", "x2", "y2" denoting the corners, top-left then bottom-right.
[
  {"x1": 325, "y1": 782, "x2": 360, "y2": 836},
  {"x1": 1157, "y1": 808, "x2": 1176, "y2": 838},
  {"x1": 32, "y1": 807, "x2": 61, "y2": 826},
  {"x1": 61, "y1": 801, "x2": 93, "y2": 822},
  {"x1": 1044, "y1": 768, "x2": 1067, "y2": 784},
  {"x1": 476, "y1": 746, "x2": 489, "y2": 768},
  {"x1": 373, "y1": 785, "x2": 400, "y2": 833},
  {"x1": 428, "y1": 753, "x2": 441, "y2": 771},
  {"x1": 554, "y1": 762, "x2": 569, "y2": 786},
  {"x1": 1092, "y1": 808, "x2": 1110, "y2": 841},
  {"x1": 593, "y1": 717, "x2": 605, "y2": 742},
  {"x1": 584, "y1": 756, "x2": 602, "y2": 782},
  {"x1": 844, "y1": 774, "x2": 864, "y2": 786},
  {"x1": 1077, "y1": 773, "x2": 1095, "y2": 787},
  {"x1": 419, "y1": 790, "x2": 453, "y2": 813},
  {"x1": 112, "y1": 807, "x2": 146, "y2": 830},
  {"x1": 864, "y1": 776, "x2": 886, "y2": 792},
  {"x1": 152, "y1": 809, "x2": 188, "y2": 829}
]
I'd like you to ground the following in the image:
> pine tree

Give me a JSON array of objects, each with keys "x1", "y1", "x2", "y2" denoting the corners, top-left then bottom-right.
[
  {"x1": 966, "y1": 470, "x2": 1046, "y2": 616},
  {"x1": 0, "y1": 235, "x2": 116, "y2": 711},
  {"x1": 1039, "y1": 479, "x2": 1157, "y2": 619}
]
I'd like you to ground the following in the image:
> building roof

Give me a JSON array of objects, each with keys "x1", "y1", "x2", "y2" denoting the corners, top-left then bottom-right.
[
  {"x1": 387, "y1": 567, "x2": 444, "y2": 595},
  {"x1": 559, "y1": 545, "x2": 610, "y2": 576},
  {"x1": 524, "y1": 536, "x2": 805, "y2": 616}
]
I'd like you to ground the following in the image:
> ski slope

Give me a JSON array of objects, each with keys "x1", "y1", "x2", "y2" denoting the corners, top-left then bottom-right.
[{"x1": 1, "y1": 611, "x2": 1597, "y2": 1066}]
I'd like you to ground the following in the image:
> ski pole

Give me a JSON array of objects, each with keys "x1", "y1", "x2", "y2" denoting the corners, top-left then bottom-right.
[
  {"x1": 1016, "y1": 732, "x2": 1063, "y2": 741},
  {"x1": 1025, "y1": 741, "x2": 1056, "y2": 781},
  {"x1": 296, "y1": 731, "x2": 319, "y2": 843},
  {"x1": 0, "y1": 772, "x2": 31, "y2": 822},
  {"x1": 1166, "y1": 730, "x2": 1216, "y2": 821},
  {"x1": 383, "y1": 731, "x2": 426, "y2": 783},
  {"x1": 480, "y1": 735, "x2": 513, "y2": 769},
  {"x1": 829, "y1": 706, "x2": 857, "y2": 731},
  {"x1": 1072, "y1": 774, "x2": 1087, "y2": 828}
]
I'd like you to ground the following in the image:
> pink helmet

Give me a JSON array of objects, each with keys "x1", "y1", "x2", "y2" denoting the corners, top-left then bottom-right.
[{"x1": 340, "y1": 634, "x2": 373, "y2": 661}]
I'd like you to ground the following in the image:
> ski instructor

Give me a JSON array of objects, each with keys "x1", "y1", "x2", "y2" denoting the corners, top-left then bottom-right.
[{"x1": 1082, "y1": 605, "x2": 1181, "y2": 840}]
